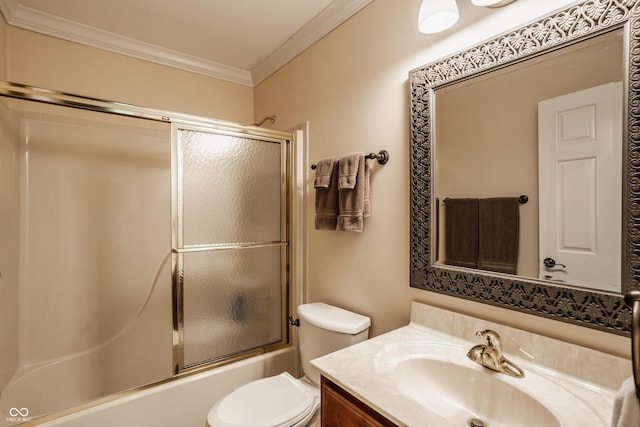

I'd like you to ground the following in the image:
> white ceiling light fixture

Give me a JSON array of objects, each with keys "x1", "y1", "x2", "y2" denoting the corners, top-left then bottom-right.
[
  {"x1": 418, "y1": 0, "x2": 460, "y2": 34},
  {"x1": 471, "y1": 0, "x2": 517, "y2": 7}
]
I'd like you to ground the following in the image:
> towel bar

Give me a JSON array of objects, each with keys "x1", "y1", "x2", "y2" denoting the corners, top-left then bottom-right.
[
  {"x1": 442, "y1": 195, "x2": 528, "y2": 204},
  {"x1": 311, "y1": 150, "x2": 389, "y2": 170},
  {"x1": 625, "y1": 290, "x2": 640, "y2": 399}
]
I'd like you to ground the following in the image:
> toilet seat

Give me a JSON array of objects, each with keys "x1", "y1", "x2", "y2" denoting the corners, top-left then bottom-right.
[{"x1": 207, "y1": 372, "x2": 319, "y2": 427}]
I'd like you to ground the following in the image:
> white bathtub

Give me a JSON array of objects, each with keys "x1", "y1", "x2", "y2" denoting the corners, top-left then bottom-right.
[{"x1": 29, "y1": 348, "x2": 296, "y2": 427}]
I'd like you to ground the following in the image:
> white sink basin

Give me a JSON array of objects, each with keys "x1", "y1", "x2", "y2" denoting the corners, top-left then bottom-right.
[
  {"x1": 376, "y1": 342, "x2": 604, "y2": 427},
  {"x1": 394, "y1": 357, "x2": 558, "y2": 426}
]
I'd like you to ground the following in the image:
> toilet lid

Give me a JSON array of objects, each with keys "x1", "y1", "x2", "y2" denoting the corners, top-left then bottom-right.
[{"x1": 207, "y1": 372, "x2": 318, "y2": 427}]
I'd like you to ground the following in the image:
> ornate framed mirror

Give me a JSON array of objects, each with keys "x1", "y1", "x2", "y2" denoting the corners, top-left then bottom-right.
[{"x1": 409, "y1": 0, "x2": 640, "y2": 335}]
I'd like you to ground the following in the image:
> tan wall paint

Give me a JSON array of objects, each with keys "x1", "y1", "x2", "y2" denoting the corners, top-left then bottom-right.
[
  {"x1": 5, "y1": 26, "x2": 253, "y2": 123},
  {"x1": 255, "y1": 0, "x2": 630, "y2": 358}
]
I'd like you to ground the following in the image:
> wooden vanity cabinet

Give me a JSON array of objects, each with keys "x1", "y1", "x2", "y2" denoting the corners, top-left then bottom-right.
[{"x1": 320, "y1": 376, "x2": 398, "y2": 427}]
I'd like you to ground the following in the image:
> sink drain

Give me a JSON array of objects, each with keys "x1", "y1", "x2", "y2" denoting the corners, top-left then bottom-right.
[{"x1": 469, "y1": 418, "x2": 485, "y2": 427}]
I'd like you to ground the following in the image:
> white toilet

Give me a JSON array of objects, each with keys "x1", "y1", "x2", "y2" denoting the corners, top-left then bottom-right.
[{"x1": 206, "y1": 302, "x2": 371, "y2": 427}]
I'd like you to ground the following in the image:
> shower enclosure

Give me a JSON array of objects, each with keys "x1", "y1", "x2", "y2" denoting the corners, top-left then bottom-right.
[
  {"x1": 0, "y1": 83, "x2": 292, "y2": 424},
  {"x1": 173, "y1": 125, "x2": 288, "y2": 370}
]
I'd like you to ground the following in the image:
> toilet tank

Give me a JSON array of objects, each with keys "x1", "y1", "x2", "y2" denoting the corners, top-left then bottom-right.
[{"x1": 297, "y1": 303, "x2": 371, "y2": 386}]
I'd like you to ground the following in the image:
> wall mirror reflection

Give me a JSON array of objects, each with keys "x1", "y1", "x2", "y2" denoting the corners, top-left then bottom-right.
[
  {"x1": 434, "y1": 29, "x2": 623, "y2": 293},
  {"x1": 410, "y1": 0, "x2": 640, "y2": 335}
]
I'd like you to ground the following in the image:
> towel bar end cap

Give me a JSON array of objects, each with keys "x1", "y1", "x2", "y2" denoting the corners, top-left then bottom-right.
[{"x1": 625, "y1": 290, "x2": 640, "y2": 307}]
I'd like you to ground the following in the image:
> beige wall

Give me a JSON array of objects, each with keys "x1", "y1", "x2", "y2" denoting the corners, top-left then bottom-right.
[
  {"x1": 255, "y1": 0, "x2": 630, "y2": 358},
  {"x1": 5, "y1": 26, "x2": 253, "y2": 123}
]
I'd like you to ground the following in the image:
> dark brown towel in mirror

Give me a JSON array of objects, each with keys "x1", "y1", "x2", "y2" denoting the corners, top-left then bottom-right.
[
  {"x1": 478, "y1": 197, "x2": 519, "y2": 274},
  {"x1": 444, "y1": 198, "x2": 479, "y2": 269}
]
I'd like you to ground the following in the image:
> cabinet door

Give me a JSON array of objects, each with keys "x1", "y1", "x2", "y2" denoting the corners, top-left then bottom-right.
[{"x1": 321, "y1": 376, "x2": 397, "y2": 427}]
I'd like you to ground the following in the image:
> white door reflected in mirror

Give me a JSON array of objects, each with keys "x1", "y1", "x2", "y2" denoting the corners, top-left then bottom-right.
[{"x1": 538, "y1": 82, "x2": 622, "y2": 292}]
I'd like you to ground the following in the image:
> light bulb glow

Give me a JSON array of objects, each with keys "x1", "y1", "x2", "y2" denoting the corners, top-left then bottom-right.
[{"x1": 418, "y1": 0, "x2": 459, "y2": 34}]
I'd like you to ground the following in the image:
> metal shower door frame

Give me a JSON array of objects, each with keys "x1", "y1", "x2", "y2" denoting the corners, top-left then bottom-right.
[{"x1": 170, "y1": 122, "x2": 291, "y2": 374}]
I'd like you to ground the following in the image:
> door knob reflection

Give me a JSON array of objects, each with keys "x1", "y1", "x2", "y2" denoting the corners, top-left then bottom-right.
[{"x1": 543, "y1": 258, "x2": 566, "y2": 269}]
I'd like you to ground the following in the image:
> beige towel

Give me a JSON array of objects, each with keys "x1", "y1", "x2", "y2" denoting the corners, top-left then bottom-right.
[
  {"x1": 314, "y1": 158, "x2": 339, "y2": 230},
  {"x1": 314, "y1": 158, "x2": 336, "y2": 189},
  {"x1": 338, "y1": 152, "x2": 361, "y2": 190},
  {"x1": 611, "y1": 376, "x2": 640, "y2": 427},
  {"x1": 338, "y1": 153, "x2": 369, "y2": 232}
]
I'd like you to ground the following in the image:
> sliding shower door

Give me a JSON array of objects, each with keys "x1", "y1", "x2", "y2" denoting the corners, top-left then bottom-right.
[{"x1": 173, "y1": 125, "x2": 289, "y2": 370}]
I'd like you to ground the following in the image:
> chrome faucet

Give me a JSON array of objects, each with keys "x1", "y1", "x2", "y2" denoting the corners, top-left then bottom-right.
[{"x1": 466, "y1": 329, "x2": 525, "y2": 378}]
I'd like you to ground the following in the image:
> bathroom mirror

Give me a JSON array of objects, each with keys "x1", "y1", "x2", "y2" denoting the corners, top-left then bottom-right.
[
  {"x1": 435, "y1": 29, "x2": 623, "y2": 293},
  {"x1": 409, "y1": 0, "x2": 640, "y2": 335}
]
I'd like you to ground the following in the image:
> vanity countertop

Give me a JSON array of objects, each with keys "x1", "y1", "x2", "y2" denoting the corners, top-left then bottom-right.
[{"x1": 311, "y1": 301, "x2": 631, "y2": 427}]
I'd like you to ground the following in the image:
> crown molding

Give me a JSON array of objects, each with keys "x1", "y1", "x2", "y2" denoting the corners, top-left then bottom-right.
[
  {"x1": 0, "y1": 1, "x2": 254, "y2": 85},
  {"x1": 0, "y1": 0, "x2": 372, "y2": 88},
  {"x1": 251, "y1": 0, "x2": 373, "y2": 86}
]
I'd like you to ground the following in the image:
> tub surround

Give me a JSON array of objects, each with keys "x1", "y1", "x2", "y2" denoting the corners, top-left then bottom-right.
[{"x1": 312, "y1": 301, "x2": 632, "y2": 426}]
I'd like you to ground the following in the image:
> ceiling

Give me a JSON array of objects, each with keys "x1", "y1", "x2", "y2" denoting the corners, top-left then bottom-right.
[{"x1": 0, "y1": 0, "x2": 372, "y2": 87}]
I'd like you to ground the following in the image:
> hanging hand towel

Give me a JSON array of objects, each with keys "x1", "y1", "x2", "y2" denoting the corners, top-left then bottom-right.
[
  {"x1": 314, "y1": 158, "x2": 339, "y2": 230},
  {"x1": 478, "y1": 197, "x2": 519, "y2": 274},
  {"x1": 314, "y1": 158, "x2": 336, "y2": 189},
  {"x1": 338, "y1": 152, "x2": 361, "y2": 190},
  {"x1": 338, "y1": 152, "x2": 368, "y2": 232},
  {"x1": 611, "y1": 376, "x2": 640, "y2": 427},
  {"x1": 444, "y1": 198, "x2": 479, "y2": 269}
]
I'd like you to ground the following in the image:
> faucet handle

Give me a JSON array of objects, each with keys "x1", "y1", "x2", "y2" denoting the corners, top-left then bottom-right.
[
  {"x1": 475, "y1": 329, "x2": 502, "y2": 349},
  {"x1": 470, "y1": 329, "x2": 525, "y2": 378},
  {"x1": 475, "y1": 329, "x2": 500, "y2": 340}
]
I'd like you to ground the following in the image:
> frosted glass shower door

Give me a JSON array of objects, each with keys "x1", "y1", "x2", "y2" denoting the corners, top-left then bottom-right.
[{"x1": 173, "y1": 125, "x2": 288, "y2": 370}]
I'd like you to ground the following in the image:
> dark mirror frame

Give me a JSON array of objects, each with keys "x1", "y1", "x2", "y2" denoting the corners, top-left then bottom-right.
[{"x1": 409, "y1": 0, "x2": 640, "y2": 336}]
